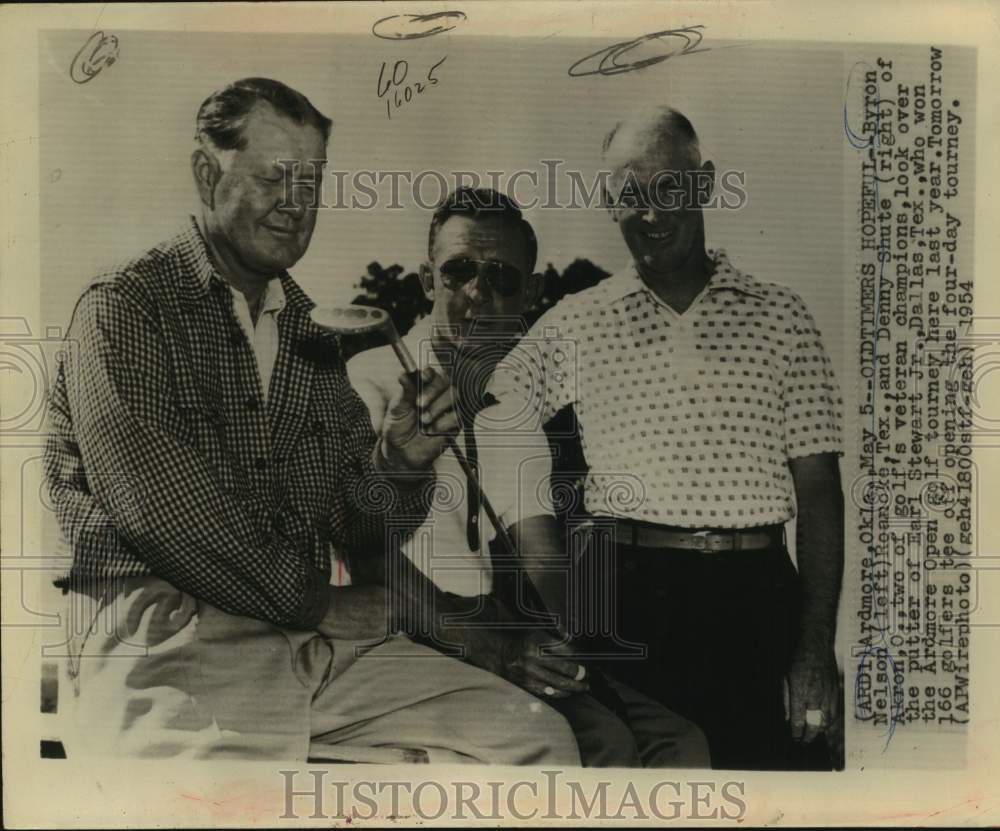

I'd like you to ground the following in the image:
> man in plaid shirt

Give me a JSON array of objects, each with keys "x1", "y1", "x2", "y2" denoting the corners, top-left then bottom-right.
[{"x1": 43, "y1": 77, "x2": 579, "y2": 763}]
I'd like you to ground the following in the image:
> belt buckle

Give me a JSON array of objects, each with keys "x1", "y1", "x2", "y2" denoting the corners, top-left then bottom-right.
[{"x1": 691, "y1": 530, "x2": 710, "y2": 551}]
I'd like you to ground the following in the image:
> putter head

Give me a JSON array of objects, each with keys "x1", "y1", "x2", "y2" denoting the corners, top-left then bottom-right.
[{"x1": 310, "y1": 304, "x2": 395, "y2": 337}]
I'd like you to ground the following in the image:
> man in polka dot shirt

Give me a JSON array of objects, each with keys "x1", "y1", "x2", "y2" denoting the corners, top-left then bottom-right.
[{"x1": 487, "y1": 106, "x2": 845, "y2": 769}]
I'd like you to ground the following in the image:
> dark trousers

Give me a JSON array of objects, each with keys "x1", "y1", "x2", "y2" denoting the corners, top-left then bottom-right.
[
  {"x1": 576, "y1": 534, "x2": 803, "y2": 770},
  {"x1": 549, "y1": 677, "x2": 711, "y2": 768}
]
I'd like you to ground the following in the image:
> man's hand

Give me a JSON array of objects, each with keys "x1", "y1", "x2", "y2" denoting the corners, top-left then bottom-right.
[
  {"x1": 380, "y1": 367, "x2": 459, "y2": 473},
  {"x1": 786, "y1": 639, "x2": 841, "y2": 744},
  {"x1": 501, "y1": 629, "x2": 590, "y2": 700},
  {"x1": 443, "y1": 618, "x2": 589, "y2": 700}
]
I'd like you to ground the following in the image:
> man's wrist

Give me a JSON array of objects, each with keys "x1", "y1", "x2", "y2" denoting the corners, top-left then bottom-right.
[
  {"x1": 796, "y1": 621, "x2": 836, "y2": 653},
  {"x1": 373, "y1": 436, "x2": 403, "y2": 473}
]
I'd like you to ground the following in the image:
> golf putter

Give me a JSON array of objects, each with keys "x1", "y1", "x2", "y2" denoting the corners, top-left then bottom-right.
[
  {"x1": 314, "y1": 305, "x2": 581, "y2": 678},
  {"x1": 310, "y1": 304, "x2": 520, "y2": 561}
]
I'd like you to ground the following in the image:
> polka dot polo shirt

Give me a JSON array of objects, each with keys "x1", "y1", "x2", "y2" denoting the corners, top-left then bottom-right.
[{"x1": 487, "y1": 249, "x2": 844, "y2": 529}]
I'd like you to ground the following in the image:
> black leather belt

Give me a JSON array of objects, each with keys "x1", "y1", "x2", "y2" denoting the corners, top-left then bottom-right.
[{"x1": 613, "y1": 520, "x2": 782, "y2": 552}]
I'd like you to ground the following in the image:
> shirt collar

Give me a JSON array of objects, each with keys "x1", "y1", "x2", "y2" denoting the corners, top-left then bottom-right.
[
  {"x1": 603, "y1": 248, "x2": 767, "y2": 305},
  {"x1": 172, "y1": 215, "x2": 310, "y2": 314},
  {"x1": 226, "y1": 276, "x2": 287, "y2": 319},
  {"x1": 705, "y1": 250, "x2": 767, "y2": 299},
  {"x1": 171, "y1": 215, "x2": 222, "y2": 300},
  {"x1": 259, "y1": 277, "x2": 287, "y2": 316}
]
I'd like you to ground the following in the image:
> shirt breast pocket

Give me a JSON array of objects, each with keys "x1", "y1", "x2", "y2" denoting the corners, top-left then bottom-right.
[
  {"x1": 174, "y1": 394, "x2": 248, "y2": 496},
  {"x1": 174, "y1": 381, "x2": 225, "y2": 447},
  {"x1": 288, "y1": 414, "x2": 334, "y2": 482}
]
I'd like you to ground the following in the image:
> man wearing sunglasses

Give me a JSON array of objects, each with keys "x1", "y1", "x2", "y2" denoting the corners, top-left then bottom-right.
[{"x1": 348, "y1": 187, "x2": 709, "y2": 767}]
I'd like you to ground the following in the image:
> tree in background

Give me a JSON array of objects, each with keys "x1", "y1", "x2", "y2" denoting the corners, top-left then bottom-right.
[
  {"x1": 346, "y1": 258, "x2": 611, "y2": 342},
  {"x1": 341, "y1": 262, "x2": 432, "y2": 361}
]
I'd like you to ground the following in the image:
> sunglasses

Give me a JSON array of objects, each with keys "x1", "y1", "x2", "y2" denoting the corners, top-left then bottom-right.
[{"x1": 438, "y1": 258, "x2": 526, "y2": 298}]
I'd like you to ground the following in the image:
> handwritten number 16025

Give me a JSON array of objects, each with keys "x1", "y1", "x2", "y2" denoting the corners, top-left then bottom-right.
[{"x1": 377, "y1": 56, "x2": 447, "y2": 119}]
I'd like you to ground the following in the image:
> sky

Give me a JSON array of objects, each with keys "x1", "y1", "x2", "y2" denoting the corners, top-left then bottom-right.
[{"x1": 40, "y1": 29, "x2": 846, "y2": 374}]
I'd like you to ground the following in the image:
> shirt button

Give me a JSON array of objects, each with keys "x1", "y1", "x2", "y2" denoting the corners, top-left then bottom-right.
[
  {"x1": 255, "y1": 456, "x2": 268, "y2": 471},
  {"x1": 230, "y1": 331, "x2": 243, "y2": 347},
  {"x1": 313, "y1": 419, "x2": 327, "y2": 435},
  {"x1": 245, "y1": 396, "x2": 260, "y2": 411}
]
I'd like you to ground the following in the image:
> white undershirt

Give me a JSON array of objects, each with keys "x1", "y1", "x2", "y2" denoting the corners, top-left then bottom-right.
[{"x1": 227, "y1": 279, "x2": 286, "y2": 401}]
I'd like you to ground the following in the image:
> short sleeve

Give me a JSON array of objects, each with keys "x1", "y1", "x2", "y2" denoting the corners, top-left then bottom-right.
[
  {"x1": 782, "y1": 293, "x2": 844, "y2": 459},
  {"x1": 486, "y1": 308, "x2": 578, "y2": 429}
]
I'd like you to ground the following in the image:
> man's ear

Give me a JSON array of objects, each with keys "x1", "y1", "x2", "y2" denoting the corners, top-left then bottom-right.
[
  {"x1": 418, "y1": 262, "x2": 435, "y2": 299},
  {"x1": 695, "y1": 160, "x2": 716, "y2": 208},
  {"x1": 191, "y1": 147, "x2": 221, "y2": 210},
  {"x1": 601, "y1": 183, "x2": 619, "y2": 223}
]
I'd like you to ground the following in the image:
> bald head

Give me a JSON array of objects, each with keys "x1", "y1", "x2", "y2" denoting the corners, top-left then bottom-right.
[
  {"x1": 600, "y1": 106, "x2": 714, "y2": 284},
  {"x1": 602, "y1": 106, "x2": 702, "y2": 174}
]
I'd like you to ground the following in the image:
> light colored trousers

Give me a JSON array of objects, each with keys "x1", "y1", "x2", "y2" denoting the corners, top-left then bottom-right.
[{"x1": 59, "y1": 576, "x2": 580, "y2": 764}]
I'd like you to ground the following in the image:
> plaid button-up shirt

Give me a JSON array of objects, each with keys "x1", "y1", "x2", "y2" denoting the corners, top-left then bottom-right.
[{"x1": 44, "y1": 218, "x2": 433, "y2": 628}]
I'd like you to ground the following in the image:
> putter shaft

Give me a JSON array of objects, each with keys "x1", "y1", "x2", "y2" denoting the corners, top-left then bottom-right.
[{"x1": 386, "y1": 330, "x2": 518, "y2": 559}]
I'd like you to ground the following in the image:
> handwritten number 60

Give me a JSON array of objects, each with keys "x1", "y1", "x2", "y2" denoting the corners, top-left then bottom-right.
[
  {"x1": 377, "y1": 60, "x2": 409, "y2": 96},
  {"x1": 377, "y1": 56, "x2": 446, "y2": 120}
]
